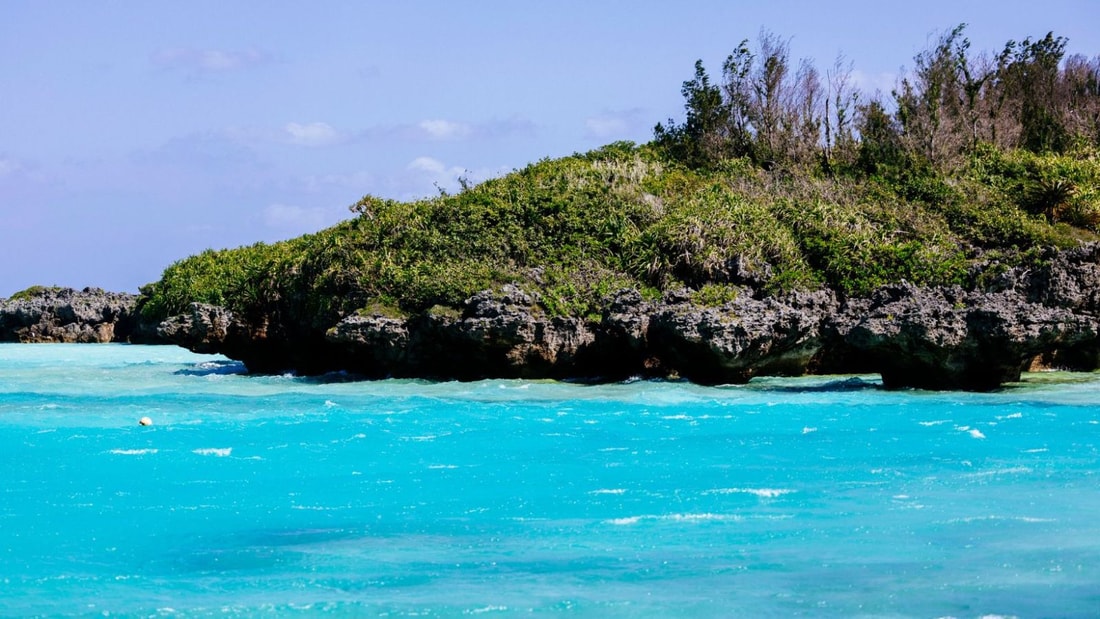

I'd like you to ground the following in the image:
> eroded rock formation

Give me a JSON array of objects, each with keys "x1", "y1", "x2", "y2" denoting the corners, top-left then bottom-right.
[
  {"x1": 12, "y1": 245, "x2": 1100, "y2": 391},
  {"x1": 151, "y1": 242, "x2": 1100, "y2": 391},
  {"x1": 0, "y1": 287, "x2": 162, "y2": 343}
]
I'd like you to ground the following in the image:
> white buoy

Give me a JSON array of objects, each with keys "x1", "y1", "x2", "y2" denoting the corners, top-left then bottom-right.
[{"x1": 139, "y1": 416, "x2": 153, "y2": 426}]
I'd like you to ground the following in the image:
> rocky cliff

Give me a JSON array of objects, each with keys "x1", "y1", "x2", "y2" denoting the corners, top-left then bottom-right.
[
  {"x1": 154, "y1": 244, "x2": 1100, "y2": 390},
  {"x1": 0, "y1": 287, "x2": 163, "y2": 344},
  {"x1": 8, "y1": 246, "x2": 1097, "y2": 390}
]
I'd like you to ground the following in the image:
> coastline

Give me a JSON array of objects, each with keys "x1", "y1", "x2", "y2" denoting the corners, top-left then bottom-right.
[{"x1": 5, "y1": 243, "x2": 1100, "y2": 392}]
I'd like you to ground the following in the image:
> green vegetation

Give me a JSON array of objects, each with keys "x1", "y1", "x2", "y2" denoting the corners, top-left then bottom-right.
[
  {"x1": 139, "y1": 26, "x2": 1100, "y2": 326},
  {"x1": 9, "y1": 285, "x2": 63, "y2": 302}
]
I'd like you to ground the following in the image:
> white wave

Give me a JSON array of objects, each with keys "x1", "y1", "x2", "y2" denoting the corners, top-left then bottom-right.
[
  {"x1": 661, "y1": 414, "x2": 692, "y2": 420},
  {"x1": 997, "y1": 412, "x2": 1023, "y2": 420},
  {"x1": 590, "y1": 488, "x2": 626, "y2": 495},
  {"x1": 464, "y1": 606, "x2": 508, "y2": 615},
  {"x1": 965, "y1": 466, "x2": 1032, "y2": 478},
  {"x1": 801, "y1": 426, "x2": 817, "y2": 435},
  {"x1": 1023, "y1": 448, "x2": 1048, "y2": 453},
  {"x1": 427, "y1": 464, "x2": 458, "y2": 470},
  {"x1": 955, "y1": 425, "x2": 985, "y2": 438},
  {"x1": 946, "y1": 515, "x2": 1055, "y2": 524},
  {"x1": 324, "y1": 400, "x2": 338, "y2": 408},
  {"x1": 109, "y1": 448, "x2": 158, "y2": 455},
  {"x1": 706, "y1": 487, "x2": 794, "y2": 498},
  {"x1": 192, "y1": 447, "x2": 232, "y2": 457},
  {"x1": 402, "y1": 434, "x2": 444, "y2": 442},
  {"x1": 919, "y1": 419, "x2": 951, "y2": 426},
  {"x1": 607, "y1": 513, "x2": 744, "y2": 525}
]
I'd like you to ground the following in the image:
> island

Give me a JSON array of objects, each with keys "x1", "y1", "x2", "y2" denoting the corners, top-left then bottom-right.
[{"x1": 4, "y1": 26, "x2": 1099, "y2": 391}]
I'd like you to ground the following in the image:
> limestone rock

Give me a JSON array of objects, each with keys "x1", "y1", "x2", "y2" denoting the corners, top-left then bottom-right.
[
  {"x1": 827, "y1": 284, "x2": 1099, "y2": 390},
  {"x1": 0, "y1": 287, "x2": 160, "y2": 343},
  {"x1": 151, "y1": 244, "x2": 1100, "y2": 391},
  {"x1": 649, "y1": 288, "x2": 837, "y2": 384}
]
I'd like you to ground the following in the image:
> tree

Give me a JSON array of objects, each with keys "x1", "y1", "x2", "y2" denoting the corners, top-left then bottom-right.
[
  {"x1": 856, "y1": 97, "x2": 905, "y2": 174},
  {"x1": 1004, "y1": 33, "x2": 1070, "y2": 152},
  {"x1": 823, "y1": 54, "x2": 861, "y2": 172},
  {"x1": 654, "y1": 60, "x2": 730, "y2": 168},
  {"x1": 1060, "y1": 54, "x2": 1100, "y2": 147},
  {"x1": 894, "y1": 24, "x2": 969, "y2": 168},
  {"x1": 721, "y1": 39, "x2": 756, "y2": 159}
]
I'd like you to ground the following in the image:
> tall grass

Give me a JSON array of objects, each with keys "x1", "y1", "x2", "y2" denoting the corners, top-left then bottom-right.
[{"x1": 139, "y1": 142, "x2": 1098, "y2": 322}]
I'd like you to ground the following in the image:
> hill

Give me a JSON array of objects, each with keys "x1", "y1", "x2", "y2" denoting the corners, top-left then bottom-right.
[{"x1": 134, "y1": 26, "x2": 1100, "y2": 390}]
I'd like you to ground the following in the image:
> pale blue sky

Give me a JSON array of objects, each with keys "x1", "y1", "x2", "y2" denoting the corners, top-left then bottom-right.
[{"x1": 2, "y1": 1, "x2": 1099, "y2": 296}]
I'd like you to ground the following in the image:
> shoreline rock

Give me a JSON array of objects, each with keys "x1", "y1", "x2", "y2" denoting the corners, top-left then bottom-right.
[
  {"x1": 823, "y1": 284, "x2": 1099, "y2": 390},
  {"x1": 0, "y1": 287, "x2": 164, "y2": 344},
  {"x1": 154, "y1": 242, "x2": 1100, "y2": 391},
  {"x1": 9, "y1": 245, "x2": 1100, "y2": 391}
]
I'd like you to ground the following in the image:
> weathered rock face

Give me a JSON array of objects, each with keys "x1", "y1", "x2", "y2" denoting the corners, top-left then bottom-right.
[
  {"x1": 0, "y1": 287, "x2": 163, "y2": 343},
  {"x1": 325, "y1": 285, "x2": 600, "y2": 380},
  {"x1": 648, "y1": 289, "x2": 837, "y2": 384},
  {"x1": 824, "y1": 285, "x2": 1099, "y2": 390},
  {"x1": 154, "y1": 244, "x2": 1100, "y2": 391},
  {"x1": 161, "y1": 284, "x2": 841, "y2": 385}
]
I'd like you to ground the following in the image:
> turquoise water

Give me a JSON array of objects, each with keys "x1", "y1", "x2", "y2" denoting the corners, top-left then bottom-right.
[{"x1": 1, "y1": 344, "x2": 1098, "y2": 618}]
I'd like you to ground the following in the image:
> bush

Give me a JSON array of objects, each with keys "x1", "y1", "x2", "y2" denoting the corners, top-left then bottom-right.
[{"x1": 140, "y1": 142, "x2": 1097, "y2": 324}]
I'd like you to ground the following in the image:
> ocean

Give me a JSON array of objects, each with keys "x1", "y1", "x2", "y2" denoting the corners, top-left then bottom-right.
[{"x1": 1, "y1": 344, "x2": 1097, "y2": 617}]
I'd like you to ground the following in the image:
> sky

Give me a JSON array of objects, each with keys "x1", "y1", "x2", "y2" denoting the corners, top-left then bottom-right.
[{"x1": 2, "y1": 1, "x2": 1099, "y2": 297}]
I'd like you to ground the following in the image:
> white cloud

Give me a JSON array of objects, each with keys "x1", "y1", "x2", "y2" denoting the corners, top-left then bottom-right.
[
  {"x1": 418, "y1": 119, "x2": 473, "y2": 140},
  {"x1": 361, "y1": 117, "x2": 534, "y2": 143},
  {"x1": 0, "y1": 156, "x2": 47, "y2": 183},
  {"x1": 849, "y1": 70, "x2": 898, "y2": 96},
  {"x1": 399, "y1": 157, "x2": 511, "y2": 198},
  {"x1": 584, "y1": 109, "x2": 648, "y2": 140},
  {"x1": 0, "y1": 158, "x2": 23, "y2": 177},
  {"x1": 135, "y1": 132, "x2": 260, "y2": 168},
  {"x1": 586, "y1": 116, "x2": 629, "y2": 139},
  {"x1": 284, "y1": 122, "x2": 345, "y2": 147},
  {"x1": 303, "y1": 170, "x2": 376, "y2": 191},
  {"x1": 407, "y1": 156, "x2": 457, "y2": 176},
  {"x1": 263, "y1": 203, "x2": 331, "y2": 231},
  {"x1": 466, "y1": 117, "x2": 536, "y2": 140},
  {"x1": 153, "y1": 47, "x2": 271, "y2": 73}
]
